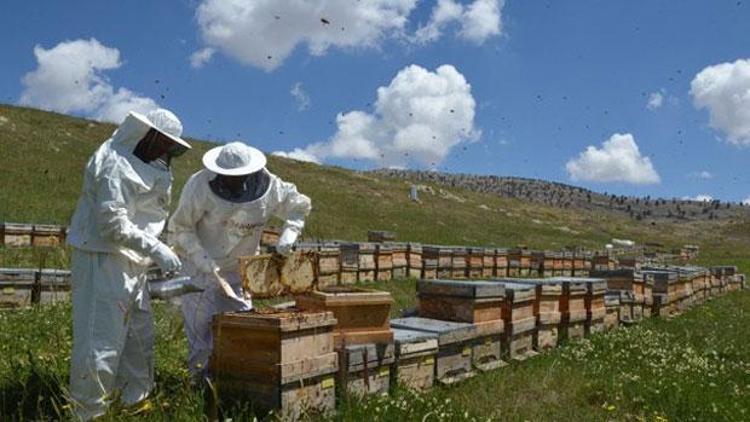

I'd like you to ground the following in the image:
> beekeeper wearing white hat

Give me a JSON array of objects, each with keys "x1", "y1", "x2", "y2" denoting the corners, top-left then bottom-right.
[
  {"x1": 67, "y1": 108, "x2": 191, "y2": 420},
  {"x1": 168, "y1": 141, "x2": 311, "y2": 379}
]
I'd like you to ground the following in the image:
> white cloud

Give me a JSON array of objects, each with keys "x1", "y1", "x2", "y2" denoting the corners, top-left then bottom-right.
[
  {"x1": 275, "y1": 64, "x2": 478, "y2": 168},
  {"x1": 742, "y1": 196, "x2": 750, "y2": 206},
  {"x1": 195, "y1": 0, "x2": 418, "y2": 71},
  {"x1": 646, "y1": 91, "x2": 664, "y2": 111},
  {"x1": 682, "y1": 194, "x2": 714, "y2": 202},
  {"x1": 690, "y1": 58, "x2": 750, "y2": 146},
  {"x1": 414, "y1": 0, "x2": 503, "y2": 44},
  {"x1": 290, "y1": 82, "x2": 311, "y2": 111},
  {"x1": 19, "y1": 38, "x2": 158, "y2": 123},
  {"x1": 272, "y1": 147, "x2": 322, "y2": 164},
  {"x1": 565, "y1": 133, "x2": 661, "y2": 184},
  {"x1": 190, "y1": 47, "x2": 215, "y2": 68},
  {"x1": 688, "y1": 170, "x2": 714, "y2": 180}
]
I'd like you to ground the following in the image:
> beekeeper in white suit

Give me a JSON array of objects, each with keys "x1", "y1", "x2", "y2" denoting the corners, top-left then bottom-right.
[
  {"x1": 168, "y1": 142, "x2": 311, "y2": 380},
  {"x1": 67, "y1": 108, "x2": 191, "y2": 420}
]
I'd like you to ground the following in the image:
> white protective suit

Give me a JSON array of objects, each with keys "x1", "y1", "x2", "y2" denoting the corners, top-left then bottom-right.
[
  {"x1": 168, "y1": 167, "x2": 311, "y2": 378},
  {"x1": 67, "y1": 110, "x2": 186, "y2": 420}
]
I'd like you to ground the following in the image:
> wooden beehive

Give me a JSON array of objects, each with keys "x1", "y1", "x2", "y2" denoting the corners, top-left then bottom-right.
[
  {"x1": 546, "y1": 277, "x2": 587, "y2": 341},
  {"x1": 391, "y1": 328, "x2": 438, "y2": 392},
  {"x1": 552, "y1": 252, "x2": 565, "y2": 276},
  {"x1": 451, "y1": 247, "x2": 467, "y2": 279},
  {"x1": 581, "y1": 278, "x2": 607, "y2": 335},
  {"x1": 482, "y1": 248, "x2": 495, "y2": 278},
  {"x1": 375, "y1": 243, "x2": 393, "y2": 281},
  {"x1": 31, "y1": 224, "x2": 65, "y2": 247},
  {"x1": 210, "y1": 309, "x2": 338, "y2": 420},
  {"x1": 338, "y1": 342, "x2": 395, "y2": 397},
  {"x1": 391, "y1": 243, "x2": 408, "y2": 279},
  {"x1": 541, "y1": 252, "x2": 555, "y2": 277},
  {"x1": 240, "y1": 251, "x2": 316, "y2": 298},
  {"x1": 615, "y1": 290, "x2": 638, "y2": 323},
  {"x1": 422, "y1": 246, "x2": 441, "y2": 279},
  {"x1": 2, "y1": 223, "x2": 32, "y2": 247},
  {"x1": 507, "y1": 249, "x2": 521, "y2": 277},
  {"x1": 367, "y1": 231, "x2": 396, "y2": 243},
  {"x1": 390, "y1": 317, "x2": 476, "y2": 385},
  {"x1": 495, "y1": 248, "x2": 509, "y2": 278},
  {"x1": 642, "y1": 270, "x2": 679, "y2": 315},
  {"x1": 530, "y1": 252, "x2": 544, "y2": 278},
  {"x1": 407, "y1": 243, "x2": 423, "y2": 279},
  {"x1": 562, "y1": 252, "x2": 574, "y2": 277},
  {"x1": 497, "y1": 281, "x2": 537, "y2": 360},
  {"x1": 339, "y1": 243, "x2": 359, "y2": 285},
  {"x1": 466, "y1": 247, "x2": 484, "y2": 279},
  {"x1": 316, "y1": 243, "x2": 340, "y2": 288},
  {"x1": 417, "y1": 279, "x2": 505, "y2": 323},
  {"x1": 471, "y1": 319, "x2": 506, "y2": 371},
  {"x1": 260, "y1": 226, "x2": 281, "y2": 247},
  {"x1": 296, "y1": 287, "x2": 394, "y2": 346},
  {"x1": 0, "y1": 268, "x2": 71, "y2": 308},
  {"x1": 604, "y1": 292, "x2": 620, "y2": 331},
  {"x1": 358, "y1": 243, "x2": 377, "y2": 282}
]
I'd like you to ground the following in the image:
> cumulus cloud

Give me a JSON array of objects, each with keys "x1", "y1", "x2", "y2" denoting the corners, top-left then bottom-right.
[
  {"x1": 688, "y1": 170, "x2": 714, "y2": 180},
  {"x1": 682, "y1": 194, "x2": 714, "y2": 202},
  {"x1": 190, "y1": 47, "x2": 215, "y2": 68},
  {"x1": 743, "y1": 197, "x2": 750, "y2": 206},
  {"x1": 414, "y1": 0, "x2": 503, "y2": 44},
  {"x1": 275, "y1": 64, "x2": 478, "y2": 168},
  {"x1": 290, "y1": 82, "x2": 311, "y2": 111},
  {"x1": 691, "y1": 58, "x2": 750, "y2": 146},
  {"x1": 195, "y1": 0, "x2": 418, "y2": 71},
  {"x1": 19, "y1": 38, "x2": 158, "y2": 123},
  {"x1": 565, "y1": 133, "x2": 661, "y2": 184},
  {"x1": 646, "y1": 91, "x2": 664, "y2": 111},
  {"x1": 272, "y1": 147, "x2": 322, "y2": 164}
]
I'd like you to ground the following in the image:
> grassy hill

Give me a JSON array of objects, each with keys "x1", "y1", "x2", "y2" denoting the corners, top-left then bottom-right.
[{"x1": 2, "y1": 104, "x2": 747, "y2": 258}]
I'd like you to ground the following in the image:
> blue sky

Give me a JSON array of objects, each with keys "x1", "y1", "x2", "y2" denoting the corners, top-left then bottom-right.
[{"x1": 1, "y1": 0, "x2": 749, "y2": 201}]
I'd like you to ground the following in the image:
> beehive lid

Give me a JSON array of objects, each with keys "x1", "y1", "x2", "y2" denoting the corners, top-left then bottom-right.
[
  {"x1": 303, "y1": 286, "x2": 394, "y2": 306},
  {"x1": 546, "y1": 277, "x2": 588, "y2": 294},
  {"x1": 407, "y1": 243, "x2": 423, "y2": 252},
  {"x1": 217, "y1": 309, "x2": 337, "y2": 332},
  {"x1": 417, "y1": 279, "x2": 505, "y2": 298},
  {"x1": 343, "y1": 342, "x2": 395, "y2": 370},
  {"x1": 604, "y1": 292, "x2": 620, "y2": 306},
  {"x1": 640, "y1": 270, "x2": 678, "y2": 283},
  {"x1": 578, "y1": 277, "x2": 607, "y2": 294},
  {"x1": 496, "y1": 278, "x2": 563, "y2": 295},
  {"x1": 390, "y1": 317, "x2": 476, "y2": 345},
  {"x1": 451, "y1": 247, "x2": 467, "y2": 255},
  {"x1": 392, "y1": 328, "x2": 439, "y2": 356},
  {"x1": 589, "y1": 269, "x2": 635, "y2": 278},
  {"x1": 495, "y1": 281, "x2": 535, "y2": 302}
]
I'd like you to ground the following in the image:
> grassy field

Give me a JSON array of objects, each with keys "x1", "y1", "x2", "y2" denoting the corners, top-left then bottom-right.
[{"x1": 2, "y1": 289, "x2": 749, "y2": 421}]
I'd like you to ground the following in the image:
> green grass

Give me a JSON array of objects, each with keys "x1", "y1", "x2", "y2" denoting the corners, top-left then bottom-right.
[{"x1": 2, "y1": 290, "x2": 750, "y2": 420}]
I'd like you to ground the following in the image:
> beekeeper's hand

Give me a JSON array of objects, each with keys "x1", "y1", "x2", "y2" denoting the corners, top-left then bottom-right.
[
  {"x1": 190, "y1": 250, "x2": 220, "y2": 274},
  {"x1": 276, "y1": 229, "x2": 298, "y2": 257},
  {"x1": 150, "y1": 242, "x2": 182, "y2": 273}
]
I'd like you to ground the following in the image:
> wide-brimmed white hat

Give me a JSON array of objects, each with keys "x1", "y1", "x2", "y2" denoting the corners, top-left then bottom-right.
[
  {"x1": 202, "y1": 142, "x2": 267, "y2": 176},
  {"x1": 130, "y1": 109, "x2": 191, "y2": 149}
]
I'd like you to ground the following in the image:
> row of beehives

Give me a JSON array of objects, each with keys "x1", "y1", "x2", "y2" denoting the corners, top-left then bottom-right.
[
  {"x1": 0, "y1": 223, "x2": 67, "y2": 248},
  {"x1": 209, "y1": 267, "x2": 745, "y2": 420},
  {"x1": 0, "y1": 268, "x2": 70, "y2": 308},
  {"x1": 241, "y1": 241, "x2": 629, "y2": 297}
]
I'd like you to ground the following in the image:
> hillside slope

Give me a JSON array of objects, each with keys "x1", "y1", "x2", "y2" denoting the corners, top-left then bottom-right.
[{"x1": 0, "y1": 104, "x2": 746, "y2": 256}]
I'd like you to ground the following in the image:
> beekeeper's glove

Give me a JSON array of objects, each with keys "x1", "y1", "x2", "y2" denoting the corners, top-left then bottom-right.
[
  {"x1": 276, "y1": 229, "x2": 299, "y2": 257},
  {"x1": 150, "y1": 242, "x2": 182, "y2": 273}
]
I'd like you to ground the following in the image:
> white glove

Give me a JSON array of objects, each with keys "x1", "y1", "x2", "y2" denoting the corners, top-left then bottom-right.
[
  {"x1": 150, "y1": 242, "x2": 182, "y2": 273},
  {"x1": 276, "y1": 229, "x2": 299, "y2": 257},
  {"x1": 190, "y1": 250, "x2": 220, "y2": 274}
]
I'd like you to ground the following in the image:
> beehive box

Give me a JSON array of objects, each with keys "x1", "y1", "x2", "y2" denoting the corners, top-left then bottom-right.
[
  {"x1": 316, "y1": 243, "x2": 340, "y2": 288},
  {"x1": 482, "y1": 248, "x2": 495, "y2": 278},
  {"x1": 530, "y1": 252, "x2": 545, "y2": 278},
  {"x1": 390, "y1": 317, "x2": 476, "y2": 385},
  {"x1": 541, "y1": 252, "x2": 556, "y2": 277},
  {"x1": 240, "y1": 251, "x2": 316, "y2": 298},
  {"x1": 581, "y1": 278, "x2": 607, "y2": 335},
  {"x1": 31, "y1": 224, "x2": 66, "y2": 247},
  {"x1": 728, "y1": 274, "x2": 743, "y2": 291},
  {"x1": 592, "y1": 253, "x2": 616, "y2": 271},
  {"x1": 338, "y1": 342, "x2": 395, "y2": 397},
  {"x1": 428, "y1": 246, "x2": 452, "y2": 279},
  {"x1": 296, "y1": 287, "x2": 393, "y2": 346},
  {"x1": 552, "y1": 252, "x2": 565, "y2": 276},
  {"x1": 2, "y1": 223, "x2": 32, "y2": 247},
  {"x1": 375, "y1": 243, "x2": 393, "y2": 281},
  {"x1": 417, "y1": 279, "x2": 505, "y2": 323},
  {"x1": 508, "y1": 249, "x2": 532, "y2": 277},
  {"x1": 548, "y1": 277, "x2": 588, "y2": 341},
  {"x1": 367, "y1": 231, "x2": 396, "y2": 243},
  {"x1": 643, "y1": 270, "x2": 680, "y2": 315},
  {"x1": 572, "y1": 253, "x2": 587, "y2": 277},
  {"x1": 604, "y1": 292, "x2": 620, "y2": 331},
  {"x1": 495, "y1": 248, "x2": 509, "y2": 277},
  {"x1": 407, "y1": 243, "x2": 423, "y2": 279},
  {"x1": 451, "y1": 247, "x2": 468, "y2": 279},
  {"x1": 391, "y1": 328, "x2": 438, "y2": 392},
  {"x1": 562, "y1": 252, "x2": 574, "y2": 277},
  {"x1": 497, "y1": 281, "x2": 537, "y2": 360},
  {"x1": 615, "y1": 290, "x2": 638, "y2": 323},
  {"x1": 210, "y1": 309, "x2": 338, "y2": 420},
  {"x1": 505, "y1": 279, "x2": 561, "y2": 350},
  {"x1": 340, "y1": 243, "x2": 359, "y2": 285},
  {"x1": 618, "y1": 256, "x2": 643, "y2": 270},
  {"x1": 391, "y1": 243, "x2": 408, "y2": 279},
  {"x1": 358, "y1": 243, "x2": 377, "y2": 282},
  {"x1": 471, "y1": 319, "x2": 506, "y2": 371},
  {"x1": 466, "y1": 247, "x2": 484, "y2": 279},
  {"x1": 651, "y1": 293, "x2": 668, "y2": 317}
]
